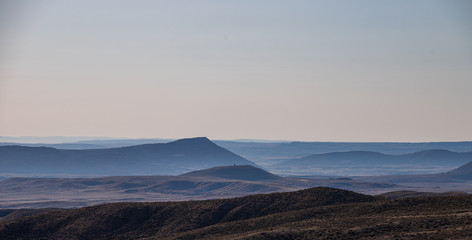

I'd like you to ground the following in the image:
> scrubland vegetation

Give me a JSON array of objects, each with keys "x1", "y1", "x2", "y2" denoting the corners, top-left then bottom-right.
[{"x1": 1, "y1": 187, "x2": 471, "y2": 239}]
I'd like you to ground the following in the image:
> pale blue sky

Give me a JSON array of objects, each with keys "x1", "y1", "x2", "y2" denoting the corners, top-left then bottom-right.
[{"x1": 1, "y1": 0, "x2": 471, "y2": 141}]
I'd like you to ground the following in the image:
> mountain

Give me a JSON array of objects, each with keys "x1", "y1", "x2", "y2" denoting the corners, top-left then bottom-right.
[
  {"x1": 0, "y1": 142, "x2": 106, "y2": 149},
  {"x1": 272, "y1": 150, "x2": 472, "y2": 176},
  {"x1": 377, "y1": 190, "x2": 469, "y2": 199},
  {"x1": 0, "y1": 137, "x2": 256, "y2": 176},
  {"x1": 0, "y1": 137, "x2": 174, "y2": 149},
  {"x1": 4, "y1": 139, "x2": 472, "y2": 164},
  {"x1": 1, "y1": 187, "x2": 472, "y2": 240},
  {"x1": 180, "y1": 165, "x2": 282, "y2": 181}
]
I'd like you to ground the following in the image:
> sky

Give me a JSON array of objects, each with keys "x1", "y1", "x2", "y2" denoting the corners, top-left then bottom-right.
[{"x1": 0, "y1": 0, "x2": 471, "y2": 142}]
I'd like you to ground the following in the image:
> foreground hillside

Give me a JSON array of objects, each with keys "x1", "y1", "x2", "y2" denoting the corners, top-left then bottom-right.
[
  {"x1": 0, "y1": 187, "x2": 374, "y2": 239},
  {"x1": 167, "y1": 194, "x2": 472, "y2": 240},
  {"x1": 1, "y1": 187, "x2": 472, "y2": 240}
]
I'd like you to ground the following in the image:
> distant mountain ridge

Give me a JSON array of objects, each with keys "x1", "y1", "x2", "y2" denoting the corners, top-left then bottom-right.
[
  {"x1": 215, "y1": 141, "x2": 472, "y2": 164},
  {"x1": 0, "y1": 137, "x2": 256, "y2": 176},
  {"x1": 3, "y1": 140, "x2": 472, "y2": 163},
  {"x1": 275, "y1": 149, "x2": 472, "y2": 171}
]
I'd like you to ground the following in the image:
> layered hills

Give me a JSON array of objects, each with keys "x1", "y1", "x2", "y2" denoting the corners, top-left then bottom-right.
[
  {"x1": 0, "y1": 137, "x2": 255, "y2": 176},
  {"x1": 273, "y1": 149, "x2": 472, "y2": 175},
  {"x1": 216, "y1": 141, "x2": 472, "y2": 164},
  {"x1": 1, "y1": 187, "x2": 471, "y2": 240},
  {"x1": 352, "y1": 160, "x2": 472, "y2": 189},
  {"x1": 0, "y1": 165, "x2": 400, "y2": 209},
  {"x1": 4, "y1": 139, "x2": 472, "y2": 166},
  {"x1": 3, "y1": 137, "x2": 471, "y2": 176},
  {"x1": 277, "y1": 149, "x2": 472, "y2": 167}
]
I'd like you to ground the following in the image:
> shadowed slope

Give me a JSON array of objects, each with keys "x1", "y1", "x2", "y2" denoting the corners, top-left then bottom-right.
[
  {"x1": 0, "y1": 187, "x2": 375, "y2": 240},
  {"x1": 158, "y1": 194, "x2": 472, "y2": 240},
  {"x1": 2, "y1": 188, "x2": 472, "y2": 240}
]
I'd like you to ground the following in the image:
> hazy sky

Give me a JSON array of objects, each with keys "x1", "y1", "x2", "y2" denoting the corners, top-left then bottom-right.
[{"x1": 1, "y1": 0, "x2": 471, "y2": 142}]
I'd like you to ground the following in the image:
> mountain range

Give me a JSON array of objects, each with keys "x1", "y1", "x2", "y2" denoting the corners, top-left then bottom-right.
[
  {"x1": 272, "y1": 149, "x2": 472, "y2": 175},
  {"x1": 216, "y1": 141, "x2": 472, "y2": 164},
  {"x1": 3, "y1": 138, "x2": 472, "y2": 165},
  {"x1": 278, "y1": 149, "x2": 472, "y2": 166},
  {"x1": 0, "y1": 137, "x2": 255, "y2": 176}
]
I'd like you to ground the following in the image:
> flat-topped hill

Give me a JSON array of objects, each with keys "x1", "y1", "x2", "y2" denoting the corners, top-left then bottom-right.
[
  {"x1": 0, "y1": 137, "x2": 256, "y2": 176},
  {"x1": 180, "y1": 165, "x2": 281, "y2": 181}
]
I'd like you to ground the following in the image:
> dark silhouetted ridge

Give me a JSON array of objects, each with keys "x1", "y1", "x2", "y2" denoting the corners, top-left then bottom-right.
[
  {"x1": 378, "y1": 190, "x2": 469, "y2": 199},
  {"x1": 0, "y1": 187, "x2": 375, "y2": 240},
  {"x1": 180, "y1": 165, "x2": 282, "y2": 181},
  {"x1": 1, "y1": 187, "x2": 472, "y2": 240}
]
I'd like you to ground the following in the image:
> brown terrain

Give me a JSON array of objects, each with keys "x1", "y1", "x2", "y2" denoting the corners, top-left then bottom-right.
[{"x1": 1, "y1": 187, "x2": 471, "y2": 239}]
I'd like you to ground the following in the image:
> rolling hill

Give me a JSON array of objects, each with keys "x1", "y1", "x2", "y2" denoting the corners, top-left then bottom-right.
[
  {"x1": 0, "y1": 187, "x2": 376, "y2": 240},
  {"x1": 352, "y1": 160, "x2": 472, "y2": 188},
  {"x1": 446, "y1": 161, "x2": 472, "y2": 179},
  {"x1": 4, "y1": 138, "x2": 472, "y2": 165},
  {"x1": 0, "y1": 137, "x2": 256, "y2": 176},
  {"x1": 272, "y1": 149, "x2": 472, "y2": 175},
  {"x1": 180, "y1": 165, "x2": 282, "y2": 181},
  {"x1": 0, "y1": 164, "x2": 402, "y2": 209},
  {"x1": 215, "y1": 141, "x2": 472, "y2": 164},
  {"x1": 1, "y1": 187, "x2": 471, "y2": 240},
  {"x1": 277, "y1": 149, "x2": 472, "y2": 167}
]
